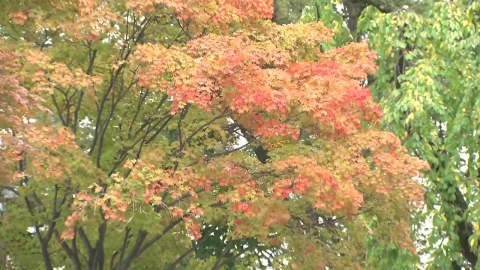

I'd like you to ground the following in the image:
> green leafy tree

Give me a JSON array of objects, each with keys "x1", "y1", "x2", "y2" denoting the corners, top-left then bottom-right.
[{"x1": 361, "y1": 1, "x2": 480, "y2": 268}]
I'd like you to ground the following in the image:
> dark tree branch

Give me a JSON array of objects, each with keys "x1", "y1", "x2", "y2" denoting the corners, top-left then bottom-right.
[
  {"x1": 127, "y1": 89, "x2": 150, "y2": 140},
  {"x1": 144, "y1": 115, "x2": 174, "y2": 144},
  {"x1": 73, "y1": 46, "x2": 97, "y2": 135},
  {"x1": 238, "y1": 124, "x2": 269, "y2": 164},
  {"x1": 34, "y1": 223, "x2": 54, "y2": 270},
  {"x1": 78, "y1": 227, "x2": 94, "y2": 254},
  {"x1": 132, "y1": 93, "x2": 169, "y2": 139},
  {"x1": 454, "y1": 188, "x2": 478, "y2": 266},
  {"x1": 183, "y1": 110, "x2": 230, "y2": 146},
  {"x1": 53, "y1": 229, "x2": 82, "y2": 270},
  {"x1": 112, "y1": 230, "x2": 147, "y2": 270},
  {"x1": 110, "y1": 227, "x2": 131, "y2": 269},
  {"x1": 51, "y1": 94, "x2": 67, "y2": 126},
  {"x1": 215, "y1": 245, "x2": 255, "y2": 270},
  {"x1": 166, "y1": 222, "x2": 220, "y2": 270},
  {"x1": 71, "y1": 230, "x2": 83, "y2": 268},
  {"x1": 137, "y1": 217, "x2": 185, "y2": 255},
  {"x1": 89, "y1": 222, "x2": 107, "y2": 270},
  {"x1": 342, "y1": 1, "x2": 368, "y2": 41},
  {"x1": 212, "y1": 240, "x2": 235, "y2": 270},
  {"x1": 114, "y1": 217, "x2": 186, "y2": 270}
]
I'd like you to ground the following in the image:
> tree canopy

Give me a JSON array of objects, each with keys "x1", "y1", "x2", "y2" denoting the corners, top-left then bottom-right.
[
  {"x1": 0, "y1": 0, "x2": 430, "y2": 269},
  {"x1": 300, "y1": 0, "x2": 480, "y2": 269}
]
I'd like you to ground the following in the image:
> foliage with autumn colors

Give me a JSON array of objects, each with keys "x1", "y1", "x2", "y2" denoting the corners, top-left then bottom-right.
[
  {"x1": 0, "y1": 0, "x2": 428, "y2": 269},
  {"x1": 300, "y1": 0, "x2": 480, "y2": 268}
]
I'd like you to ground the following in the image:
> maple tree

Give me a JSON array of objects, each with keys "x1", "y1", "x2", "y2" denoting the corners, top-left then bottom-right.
[{"x1": 0, "y1": 0, "x2": 429, "y2": 269}]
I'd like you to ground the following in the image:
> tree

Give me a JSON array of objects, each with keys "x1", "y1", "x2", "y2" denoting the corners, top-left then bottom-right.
[
  {"x1": 0, "y1": 40, "x2": 54, "y2": 268},
  {"x1": 302, "y1": 0, "x2": 480, "y2": 269},
  {"x1": 362, "y1": 1, "x2": 480, "y2": 269},
  {"x1": 0, "y1": 0, "x2": 428, "y2": 269}
]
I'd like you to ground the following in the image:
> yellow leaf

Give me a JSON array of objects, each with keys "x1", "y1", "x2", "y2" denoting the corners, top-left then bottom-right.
[{"x1": 406, "y1": 112, "x2": 414, "y2": 123}]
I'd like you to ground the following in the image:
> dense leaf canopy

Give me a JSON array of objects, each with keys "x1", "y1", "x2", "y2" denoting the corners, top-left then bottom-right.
[
  {"x1": 0, "y1": 0, "x2": 430, "y2": 269},
  {"x1": 301, "y1": 0, "x2": 480, "y2": 269}
]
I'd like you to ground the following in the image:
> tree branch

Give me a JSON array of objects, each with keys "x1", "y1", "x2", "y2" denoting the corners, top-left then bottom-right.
[
  {"x1": 137, "y1": 217, "x2": 185, "y2": 255},
  {"x1": 454, "y1": 188, "x2": 478, "y2": 266},
  {"x1": 73, "y1": 47, "x2": 97, "y2": 135},
  {"x1": 214, "y1": 244, "x2": 255, "y2": 270},
  {"x1": 166, "y1": 221, "x2": 220, "y2": 270},
  {"x1": 35, "y1": 223, "x2": 54, "y2": 270},
  {"x1": 212, "y1": 240, "x2": 235, "y2": 270}
]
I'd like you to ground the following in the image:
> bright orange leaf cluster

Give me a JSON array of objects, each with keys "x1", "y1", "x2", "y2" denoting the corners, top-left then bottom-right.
[{"x1": 126, "y1": 0, "x2": 273, "y2": 24}]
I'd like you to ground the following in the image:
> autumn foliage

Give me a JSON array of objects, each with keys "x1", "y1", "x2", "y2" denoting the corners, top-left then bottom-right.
[{"x1": 0, "y1": 0, "x2": 429, "y2": 269}]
